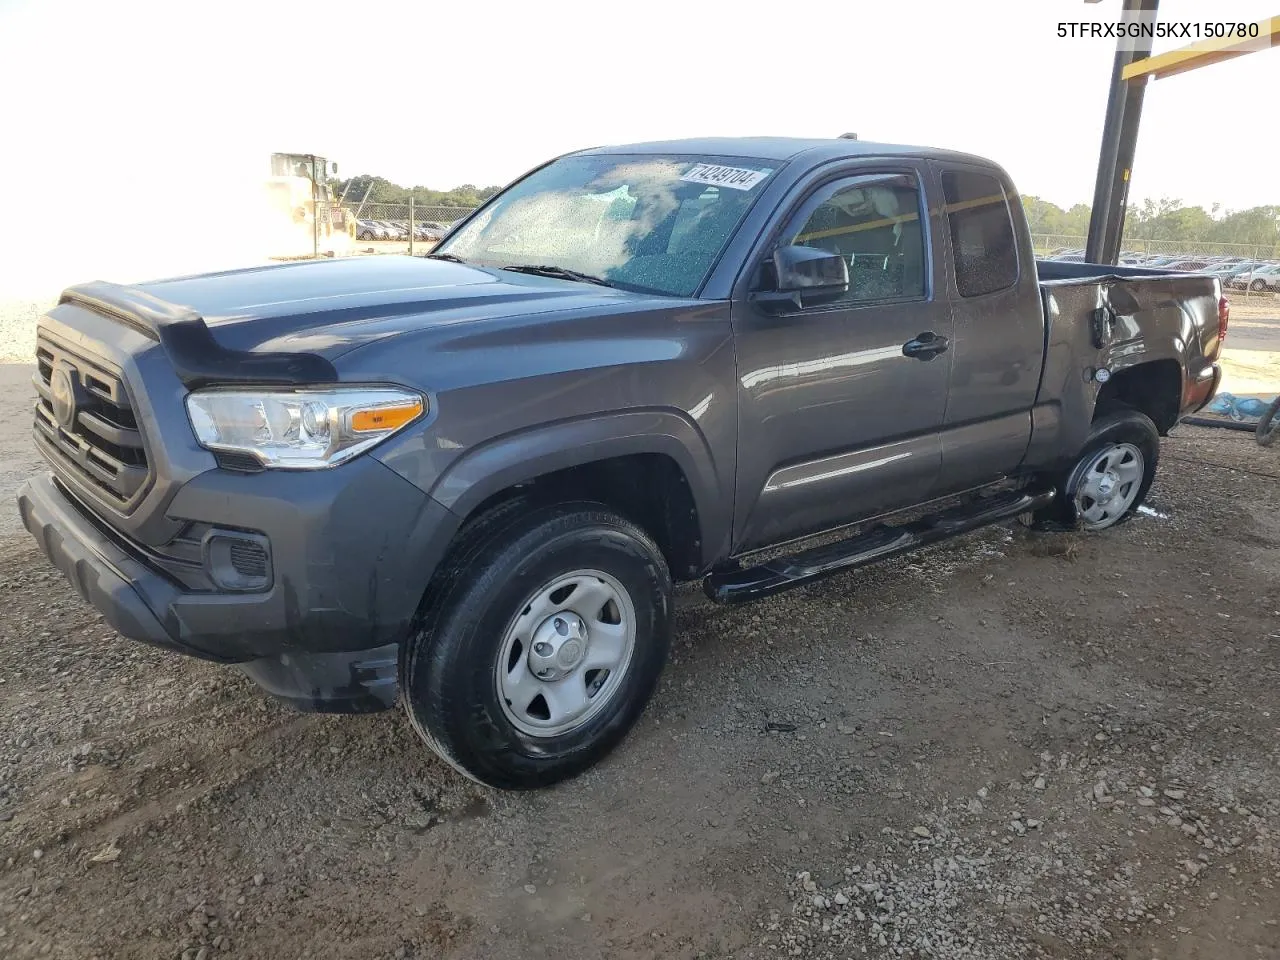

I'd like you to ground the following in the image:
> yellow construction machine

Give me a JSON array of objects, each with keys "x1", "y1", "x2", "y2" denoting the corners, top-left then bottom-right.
[{"x1": 265, "y1": 153, "x2": 356, "y2": 258}]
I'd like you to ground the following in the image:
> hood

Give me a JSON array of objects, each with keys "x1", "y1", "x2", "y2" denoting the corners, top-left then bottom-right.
[{"x1": 136, "y1": 255, "x2": 647, "y2": 360}]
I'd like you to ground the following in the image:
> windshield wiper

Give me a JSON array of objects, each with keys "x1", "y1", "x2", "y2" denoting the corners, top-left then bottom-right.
[
  {"x1": 426, "y1": 252, "x2": 467, "y2": 263},
  {"x1": 500, "y1": 264, "x2": 613, "y2": 287}
]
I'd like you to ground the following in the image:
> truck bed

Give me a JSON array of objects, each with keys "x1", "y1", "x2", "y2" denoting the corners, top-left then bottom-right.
[{"x1": 1035, "y1": 258, "x2": 1212, "y2": 282}]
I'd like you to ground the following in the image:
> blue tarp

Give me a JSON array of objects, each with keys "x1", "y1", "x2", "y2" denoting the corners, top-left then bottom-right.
[{"x1": 1200, "y1": 392, "x2": 1276, "y2": 426}]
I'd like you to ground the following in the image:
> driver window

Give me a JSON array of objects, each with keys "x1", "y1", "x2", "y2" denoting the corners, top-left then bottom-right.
[{"x1": 787, "y1": 175, "x2": 926, "y2": 303}]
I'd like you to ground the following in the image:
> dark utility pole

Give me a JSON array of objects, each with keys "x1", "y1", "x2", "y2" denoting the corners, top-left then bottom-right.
[{"x1": 1085, "y1": 0, "x2": 1160, "y2": 265}]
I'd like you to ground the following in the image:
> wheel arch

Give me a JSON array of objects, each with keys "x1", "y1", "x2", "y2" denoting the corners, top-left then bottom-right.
[
  {"x1": 427, "y1": 410, "x2": 730, "y2": 578},
  {"x1": 1095, "y1": 357, "x2": 1183, "y2": 434}
]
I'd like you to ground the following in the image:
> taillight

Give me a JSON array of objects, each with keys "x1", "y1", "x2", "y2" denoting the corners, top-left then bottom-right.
[{"x1": 1218, "y1": 295, "x2": 1230, "y2": 342}]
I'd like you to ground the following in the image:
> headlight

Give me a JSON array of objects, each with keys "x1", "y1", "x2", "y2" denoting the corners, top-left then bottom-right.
[{"x1": 185, "y1": 386, "x2": 425, "y2": 469}]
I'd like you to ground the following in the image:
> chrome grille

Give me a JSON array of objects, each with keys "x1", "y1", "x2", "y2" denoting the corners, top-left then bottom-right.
[{"x1": 33, "y1": 334, "x2": 150, "y2": 506}]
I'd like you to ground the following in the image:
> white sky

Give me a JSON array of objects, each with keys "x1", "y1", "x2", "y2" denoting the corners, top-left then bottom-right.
[{"x1": 0, "y1": 0, "x2": 1275, "y2": 295}]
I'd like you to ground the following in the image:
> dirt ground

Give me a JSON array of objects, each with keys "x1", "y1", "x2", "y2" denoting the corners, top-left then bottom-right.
[
  {"x1": 1, "y1": 327, "x2": 1279, "y2": 960},
  {"x1": 1217, "y1": 300, "x2": 1280, "y2": 399}
]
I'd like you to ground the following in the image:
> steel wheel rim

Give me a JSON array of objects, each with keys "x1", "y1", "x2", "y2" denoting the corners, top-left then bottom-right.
[
  {"x1": 1074, "y1": 441, "x2": 1144, "y2": 530},
  {"x1": 496, "y1": 568, "x2": 637, "y2": 738}
]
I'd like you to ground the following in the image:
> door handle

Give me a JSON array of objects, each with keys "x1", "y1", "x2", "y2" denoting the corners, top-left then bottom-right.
[{"x1": 902, "y1": 332, "x2": 949, "y2": 361}]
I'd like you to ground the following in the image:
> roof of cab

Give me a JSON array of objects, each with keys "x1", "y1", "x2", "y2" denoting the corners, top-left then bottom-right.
[{"x1": 573, "y1": 136, "x2": 998, "y2": 170}]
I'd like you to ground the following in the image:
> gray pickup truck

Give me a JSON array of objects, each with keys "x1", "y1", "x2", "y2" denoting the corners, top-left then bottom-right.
[{"x1": 18, "y1": 137, "x2": 1227, "y2": 788}]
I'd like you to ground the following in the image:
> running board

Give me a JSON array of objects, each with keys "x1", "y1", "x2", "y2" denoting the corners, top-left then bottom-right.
[{"x1": 703, "y1": 487, "x2": 1057, "y2": 605}]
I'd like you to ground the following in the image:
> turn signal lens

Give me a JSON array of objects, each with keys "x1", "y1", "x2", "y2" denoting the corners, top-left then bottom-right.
[{"x1": 350, "y1": 399, "x2": 423, "y2": 433}]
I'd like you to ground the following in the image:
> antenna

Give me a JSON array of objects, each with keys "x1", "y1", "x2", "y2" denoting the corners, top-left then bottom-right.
[{"x1": 838, "y1": 132, "x2": 858, "y2": 140}]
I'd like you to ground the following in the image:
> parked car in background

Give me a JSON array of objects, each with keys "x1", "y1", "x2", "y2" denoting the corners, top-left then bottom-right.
[
  {"x1": 1207, "y1": 262, "x2": 1242, "y2": 276},
  {"x1": 356, "y1": 220, "x2": 390, "y2": 241},
  {"x1": 1228, "y1": 263, "x2": 1278, "y2": 290},
  {"x1": 1210, "y1": 261, "x2": 1261, "y2": 278},
  {"x1": 1243, "y1": 264, "x2": 1280, "y2": 292}
]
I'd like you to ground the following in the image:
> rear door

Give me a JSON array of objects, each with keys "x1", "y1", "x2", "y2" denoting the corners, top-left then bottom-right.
[
  {"x1": 930, "y1": 162, "x2": 1043, "y2": 494},
  {"x1": 731, "y1": 161, "x2": 954, "y2": 552}
]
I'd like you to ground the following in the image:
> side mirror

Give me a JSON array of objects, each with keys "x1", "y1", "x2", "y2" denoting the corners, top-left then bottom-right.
[{"x1": 753, "y1": 245, "x2": 849, "y2": 310}]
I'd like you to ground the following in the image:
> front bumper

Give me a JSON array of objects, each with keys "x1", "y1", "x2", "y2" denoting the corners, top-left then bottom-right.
[{"x1": 18, "y1": 461, "x2": 460, "y2": 712}]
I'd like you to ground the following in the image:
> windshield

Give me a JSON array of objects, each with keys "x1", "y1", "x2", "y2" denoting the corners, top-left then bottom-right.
[{"x1": 435, "y1": 154, "x2": 777, "y2": 296}]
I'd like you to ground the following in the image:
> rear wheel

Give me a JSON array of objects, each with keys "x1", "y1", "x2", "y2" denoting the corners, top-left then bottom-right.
[
  {"x1": 1033, "y1": 407, "x2": 1160, "y2": 531},
  {"x1": 400, "y1": 502, "x2": 672, "y2": 789}
]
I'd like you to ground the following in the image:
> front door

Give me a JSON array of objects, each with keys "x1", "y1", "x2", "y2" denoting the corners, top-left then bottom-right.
[{"x1": 732, "y1": 166, "x2": 953, "y2": 552}]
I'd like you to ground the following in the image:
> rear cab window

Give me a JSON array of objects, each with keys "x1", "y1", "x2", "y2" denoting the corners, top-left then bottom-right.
[{"x1": 940, "y1": 169, "x2": 1018, "y2": 297}]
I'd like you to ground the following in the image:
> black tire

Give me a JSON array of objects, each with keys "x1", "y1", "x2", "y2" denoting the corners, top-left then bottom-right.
[
  {"x1": 1250, "y1": 279, "x2": 1266, "y2": 292},
  {"x1": 1257, "y1": 396, "x2": 1280, "y2": 448},
  {"x1": 1032, "y1": 406, "x2": 1160, "y2": 531},
  {"x1": 400, "y1": 501, "x2": 672, "y2": 789}
]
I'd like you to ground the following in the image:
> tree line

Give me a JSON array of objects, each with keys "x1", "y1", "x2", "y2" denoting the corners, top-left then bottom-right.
[
  {"x1": 340, "y1": 171, "x2": 1280, "y2": 251},
  {"x1": 1023, "y1": 195, "x2": 1280, "y2": 249},
  {"x1": 336, "y1": 175, "x2": 502, "y2": 210}
]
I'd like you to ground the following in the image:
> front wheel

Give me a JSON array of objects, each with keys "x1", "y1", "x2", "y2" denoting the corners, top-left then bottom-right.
[
  {"x1": 1034, "y1": 407, "x2": 1160, "y2": 531},
  {"x1": 400, "y1": 502, "x2": 672, "y2": 789},
  {"x1": 1257, "y1": 396, "x2": 1280, "y2": 447}
]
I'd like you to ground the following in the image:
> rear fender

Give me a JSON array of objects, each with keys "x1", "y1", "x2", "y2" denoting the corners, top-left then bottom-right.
[{"x1": 1027, "y1": 281, "x2": 1189, "y2": 469}]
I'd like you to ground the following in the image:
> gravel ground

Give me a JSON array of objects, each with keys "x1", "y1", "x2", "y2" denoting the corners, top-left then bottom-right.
[
  {"x1": 0, "y1": 301, "x2": 49, "y2": 364},
  {"x1": 1, "y1": 311, "x2": 1279, "y2": 959}
]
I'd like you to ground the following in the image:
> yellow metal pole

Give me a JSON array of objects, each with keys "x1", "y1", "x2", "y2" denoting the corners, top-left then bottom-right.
[{"x1": 1122, "y1": 16, "x2": 1278, "y2": 81}]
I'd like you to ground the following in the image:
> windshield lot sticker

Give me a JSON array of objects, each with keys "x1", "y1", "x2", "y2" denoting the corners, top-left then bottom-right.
[{"x1": 680, "y1": 164, "x2": 768, "y2": 191}]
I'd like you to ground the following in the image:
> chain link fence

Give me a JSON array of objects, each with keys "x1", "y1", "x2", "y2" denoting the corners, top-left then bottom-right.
[
  {"x1": 300, "y1": 202, "x2": 1280, "y2": 287},
  {"x1": 340, "y1": 201, "x2": 476, "y2": 250},
  {"x1": 1032, "y1": 234, "x2": 1280, "y2": 261},
  {"x1": 1033, "y1": 234, "x2": 1280, "y2": 297}
]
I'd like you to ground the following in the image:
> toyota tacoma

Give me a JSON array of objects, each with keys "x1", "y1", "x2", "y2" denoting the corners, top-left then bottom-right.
[{"x1": 18, "y1": 137, "x2": 1227, "y2": 788}]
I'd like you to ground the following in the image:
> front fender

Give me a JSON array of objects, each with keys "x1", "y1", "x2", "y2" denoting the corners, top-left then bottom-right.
[{"x1": 422, "y1": 408, "x2": 731, "y2": 567}]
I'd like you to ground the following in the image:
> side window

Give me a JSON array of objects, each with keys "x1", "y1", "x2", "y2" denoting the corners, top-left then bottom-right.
[
  {"x1": 941, "y1": 169, "x2": 1018, "y2": 297},
  {"x1": 784, "y1": 174, "x2": 926, "y2": 303}
]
